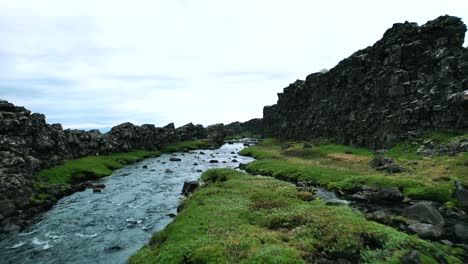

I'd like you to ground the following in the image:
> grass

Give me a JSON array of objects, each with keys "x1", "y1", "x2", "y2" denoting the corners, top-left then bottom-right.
[
  {"x1": 37, "y1": 150, "x2": 160, "y2": 184},
  {"x1": 36, "y1": 139, "x2": 216, "y2": 186},
  {"x1": 129, "y1": 169, "x2": 463, "y2": 263},
  {"x1": 161, "y1": 139, "x2": 216, "y2": 153},
  {"x1": 239, "y1": 137, "x2": 468, "y2": 203}
]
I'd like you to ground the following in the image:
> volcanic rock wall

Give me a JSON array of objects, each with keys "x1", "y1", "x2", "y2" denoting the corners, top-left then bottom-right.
[
  {"x1": 263, "y1": 15, "x2": 468, "y2": 147},
  {"x1": 0, "y1": 100, "x2": 212, "y2": 230}
]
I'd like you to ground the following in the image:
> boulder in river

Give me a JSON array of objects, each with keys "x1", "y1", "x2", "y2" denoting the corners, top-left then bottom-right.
[
  {"x1": 169, "y1": 157, "x2": 182, "y2": 162},
  {"x1": 209, "y1": 160, "x2": 219, "y2": 163},
  {"x1": 93, "y1": 188, "x2": 102, "y2": 193}
]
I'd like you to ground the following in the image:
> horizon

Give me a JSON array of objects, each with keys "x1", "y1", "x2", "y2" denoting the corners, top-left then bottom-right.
[{"x1": 0, "y1": 0, "x2": 467, "y2": 130}]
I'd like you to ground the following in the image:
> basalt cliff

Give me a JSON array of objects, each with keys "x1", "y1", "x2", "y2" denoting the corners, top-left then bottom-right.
[{"x1": 263, "y1": 15, "x2": 468, "y2": 147}]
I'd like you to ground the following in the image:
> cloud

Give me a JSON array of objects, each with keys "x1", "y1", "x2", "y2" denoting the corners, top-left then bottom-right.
[{"x1": 0, "y1": 0, "x2": 467, "y2": 129}]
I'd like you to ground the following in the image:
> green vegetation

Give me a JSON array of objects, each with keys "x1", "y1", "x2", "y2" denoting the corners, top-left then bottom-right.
[
  {"x1": 36, "y1": 139, "x2": 215, "y2": 186},
  {"x1": 129, "y1": 169, "x2": 463, "y2": 263},
  {"x1": 239, "y1": 135, "x2": 468, "y2": 203},
  {"x1": 37, "y1": 150, "x2": 160, "y2": 185},
  {"x1": 161, "y1": 139, "x2": 215, "y2": 153}
]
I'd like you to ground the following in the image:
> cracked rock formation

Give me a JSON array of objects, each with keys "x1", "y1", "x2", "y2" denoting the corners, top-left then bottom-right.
[{"x1": 263, "y1": 15, "x2": 468, "y2": 148}]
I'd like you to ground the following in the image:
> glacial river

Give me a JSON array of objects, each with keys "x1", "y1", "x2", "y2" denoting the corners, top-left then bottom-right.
[{"x1": 0, "y1": 142, "x2": 255, "y2": 264}]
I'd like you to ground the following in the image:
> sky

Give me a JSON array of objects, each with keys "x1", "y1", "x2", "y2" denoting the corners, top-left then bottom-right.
[{"x1": 0, "y1": 0, "x2": 467, "y2": 130}]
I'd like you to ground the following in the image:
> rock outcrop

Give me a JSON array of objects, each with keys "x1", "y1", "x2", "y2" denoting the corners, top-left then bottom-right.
[
  {"x1": 225, "y1": 118, "x2": 264, "y2": 137},
  {"x1": 263, "y1": 15, "x2": 468, "y2": 148},
  {"x1": 0, "y1": 100, "x2": 216, "y2": 231}
]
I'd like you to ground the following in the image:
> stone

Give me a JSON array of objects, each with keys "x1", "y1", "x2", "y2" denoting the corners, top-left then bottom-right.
[
  {"x1": 403, "y1": 202, "x2": 445, "y2": 226},
  {"x1": 454, "y1": 222, "x2": 468, "y2": 241},
  {"x1": 303, "y1": 143, "x2": 313, "y2": 149},
  {"x1": 232, "y1": 159, "x2": 238, "y2": 162},
  {"x1": 93, "y1": 188, "x2": 102, "y2": 193},
  {"x1": 454, "y1": 182, "x2": 468, "y2": 208},
  {"x1": 407, "y1": 222, "x2": 443, "y2": 238},
  {"x1": 169, "y1": 157, "x2": 182, "y2": 162},
  {"x1": 281, "y1": 143, "x2": 292, "y2": 149},
  {"x1": 142, "y1": 165, "x2": 148, "y2": 169},
  {"x1": 401, "y1": 250, "x2": 422, "y2": 264},
  {"x1": 165, "y1": 169, "x2": 173, "y2": 173},
  {"x1": 209, "y1": 160, "x2": 219, "y2": 163},
  {"x1": 369, "y1": 156, "x2": 405, "y2": 173},
  {"x1": 0, "y1": 201, "x2": 16, "y2": 217},
  {"x1": 365, "y1": 210, "x2": 392, "y2": 225},
  {"x1": 181, "y1": 181, "x2": 199, "y2": 196}
]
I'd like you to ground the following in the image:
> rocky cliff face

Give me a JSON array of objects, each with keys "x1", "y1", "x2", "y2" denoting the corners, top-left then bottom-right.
[
  {"x1": 225, "y1": 118, "x2": 264, "y2": 137},
  {"x1": 0, "y1": 100, "x2": 214, "y2": 230},
  {"x1": 263, "y1": 15, "x2": 468, "y2": 147}
]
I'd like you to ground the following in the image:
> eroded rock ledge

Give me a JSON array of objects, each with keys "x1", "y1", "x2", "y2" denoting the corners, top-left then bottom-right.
[{"x1": 263, "y1": 15, "x2": 468, "y2": 148}]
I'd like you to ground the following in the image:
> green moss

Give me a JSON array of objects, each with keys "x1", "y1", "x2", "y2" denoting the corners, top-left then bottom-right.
[
  {"x1": 240, "y1": 138, "x2": 467, "y2": 203},
  {"x1": 161, "y1": 139, "x2": 215, "y2": 153},
  {"x1": 37, "y1": 150, "x2": 160, "y2": 185},
  {"x1": 129, "y1": 169, "x2": 463, "y2": 263},
  {"x1": 386, "y1": 142, "x2": 422, "y2": 160}
]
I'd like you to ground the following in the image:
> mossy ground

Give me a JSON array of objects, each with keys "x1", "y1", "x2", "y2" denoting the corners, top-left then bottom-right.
[
  {"x1": 239, "y1": 135, "x2": 468, "y2": 204},
  {"x1": 161, "y1": 139, "x2": 216, "y2": 153},
  {"x1": 129, "y1": 169, "x2": 463, "y2": 263},
  {"x1": 37, "y1": 150, "x2": 160, "y2": 185}
]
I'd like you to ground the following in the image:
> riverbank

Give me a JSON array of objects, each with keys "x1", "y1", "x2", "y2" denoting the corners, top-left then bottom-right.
[
  {"x1": 129, "y1": 168, "x2": 464, "y2": 263},
  {"x1": 129, "y1": 134, "x2": 468, "y2": 263},
  {"x1": 0, "y1": 142, "x2": 254, "y2": 264},
  {"x1": 3, "y1": 139, "x2": 218, "y2": 233}
]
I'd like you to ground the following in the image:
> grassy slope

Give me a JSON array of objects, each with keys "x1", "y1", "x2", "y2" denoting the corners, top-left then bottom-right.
[
  {"x1": 239, "y1": 137, "x2": 468, "y2": 204},
  {"x1": 129, "y1": 169, "x2": 463, "y2": 263}
]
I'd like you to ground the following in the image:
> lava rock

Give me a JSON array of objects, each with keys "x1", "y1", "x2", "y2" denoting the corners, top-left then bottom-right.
[
  {"x1": 454, "y1": 182, "x2": 468, "y2": 208},
  {"x1": 281, "y1": 143, "x2": 293, "y2": 149},
  {"x1": 401, "y1": 250, "x2": 422, "y2": 264},
  {"x1": 403, "y1": 202, "x2": 445, "y2": 226},
  {"x1": 369, "y1": 156, "x2": 405, "y2": 173},
  {"x1": 0, "y1": 201, "x2": 16, "y2": 217},
  {"x1": 303, "y1": 143, "x2": 313, "y2": 149},
  {"x1": 407, "y1": 222, "x2": 443, "y2": 238},
  {"x1": 181, "y1": 181, "x2": 199, "y2": 196},
  {"x1": 454, "y1": 222, "x2": 468, "y2": 241}
]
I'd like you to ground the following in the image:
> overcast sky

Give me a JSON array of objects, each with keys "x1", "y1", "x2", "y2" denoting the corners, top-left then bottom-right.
[{"x1": 0, "y1": 0, "x2": 467, "y2": 130}]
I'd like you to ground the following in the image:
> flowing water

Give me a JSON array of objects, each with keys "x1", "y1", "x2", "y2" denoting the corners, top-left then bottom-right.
[{"x1": 0, "y1": 142, "x2": 255, "y2": 264}]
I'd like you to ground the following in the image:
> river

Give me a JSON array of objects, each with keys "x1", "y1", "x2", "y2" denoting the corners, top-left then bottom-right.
[{"x1": 0, "y1": 141, "x2": 255, "y2": 264}]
